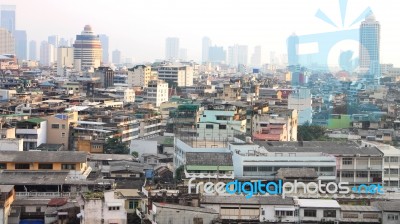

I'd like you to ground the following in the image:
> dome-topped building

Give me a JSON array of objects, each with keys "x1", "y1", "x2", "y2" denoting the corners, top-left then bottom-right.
[{"x1": 73, "y1": 25, "x2": 102, "y2": 71}]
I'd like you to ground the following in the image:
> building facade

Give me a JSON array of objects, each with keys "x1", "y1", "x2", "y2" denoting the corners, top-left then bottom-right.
[{"x1": 73, "y1": 25, "x2": 102, "y2": 71}]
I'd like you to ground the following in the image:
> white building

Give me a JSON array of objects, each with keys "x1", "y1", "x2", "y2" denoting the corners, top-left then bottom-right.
[
  {"x1": 39, "y1": 41, "x2": 54, "y2": 66},
  {"x1": 288, "y1": 88, "x2": 312, "y2": 125},
  {"x1": 0, "y1": 139, "x2": 23, "y2": 151},
  {"x1": 158, "y1": 65, "x2": 193, "y2": 87},
  {"x1": 0, "y1": 89, "x2": 16, "y2": 101},
  {"x1": 94, "y1": 87, "x2": 135, "y2": 103},
  {"x1": 127, "y1": 65, "x2": 152, "y2": 88},
  {"x1": 15, "y1": 118, "x2": 47, "y2": 150},
  {"x1": 57, "y1": 47, "x2": 74, "y2": 76},
  {"x1": 78, "y1": 191, "x2": 127, "y2": 224},
  {"x1": 297, "y1": 199, "x2": 341, "y2": 223},
  {"x1": 145, "y1": 80, "x2": 168, "y2": 107}
]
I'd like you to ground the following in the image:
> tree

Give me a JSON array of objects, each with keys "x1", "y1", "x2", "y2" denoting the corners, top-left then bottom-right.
[
  {"x1": 297, "y1": 123, "x2": 327, "y2": 141},
  {"x1": 131, "y1": 151, "x2": 139, "y2": 158},
  {"x1": 175, "y1": 165, "x2": 184, "y2": 181},
  {"x1": 104, "y1": 137, "x2": 129, "y2": 154}
]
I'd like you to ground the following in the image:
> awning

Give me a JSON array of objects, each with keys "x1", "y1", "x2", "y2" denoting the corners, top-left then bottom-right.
[
  {"x1": 58, "y1": 212, "x2": 68, "y2": 216},
  {"x1": 275, "y1": 207, "x2": 295, "y2": 211}
]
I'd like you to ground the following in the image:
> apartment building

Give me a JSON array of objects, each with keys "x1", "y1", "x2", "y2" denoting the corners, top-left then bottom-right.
[
  {"x1": 46, "y1": 112, "x2": 78, "y2": 150},
  {"x1": 16, "y1": 118, "x2": 47, "y2": 150},
  {"x1": 157, "y1": 65, "x2": 193, "y2": 87},
  {"x1": 127, "y1": 65, "x2": 152, "y2": 88},
  {"x1": 145, "y1": 80, "x2": 168, "y2": 107}
]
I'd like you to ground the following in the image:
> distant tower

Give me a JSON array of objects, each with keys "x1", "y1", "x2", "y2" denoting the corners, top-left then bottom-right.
[
  {"x1": 359, "y1": 13, "x2": 380, "y2": 84},
  {"x1": 202, "y1": 37, "x2": 212, "y2": 63},
  {"x1": 250, "y1": 45, "x2": 262, "y2": 67},
  {"x1": 112, "y1": 49, "x2": 121, "y2": 65},
  {"x1": 165, "y1": 37, "x2": 179, "y2": 60},
  {"x1": 287, "y1": 33, "x2": 299, "y2": 67},
  {"x1": 14, "y1": 30, "x2": 27, "y2": 60},
  {"x1": 73, "y1": 25, "x2": 102, "y2": 71},
  {"x1": 99, "y1": 34, "x2": 109, "y2": 64},
  {"x1": 40, "y1": 41, "x2": 54, "y2": 67},
  {"x1": 0, "y1": 5, "x2": 15, "y2": 33},
  {"x1": 0, "y1": 28, "x2": 15, "y2": 55},
  {"x1": 29, "y1": 40, "x2": 37, "y2": 60}
]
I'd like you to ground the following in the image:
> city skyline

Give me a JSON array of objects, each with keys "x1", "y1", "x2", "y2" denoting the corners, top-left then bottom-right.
[{"x1": 1, "y1": 0, "x2": 400, "y2": 66}]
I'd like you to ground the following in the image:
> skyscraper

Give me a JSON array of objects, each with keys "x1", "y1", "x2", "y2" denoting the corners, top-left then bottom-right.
[
  {"x1": 99, "y1": 34, "x2": 109, "y2": 64},
  {"x1": 179, "y1": 48, "x2": 187, "y2": 61},
  {"x1": 14, "y1": 30, "x2": 27, "y2": 60},
  {"x1": 112, "y1": 49, "x2": 121, "y2": 65},
  {"x1": 202, "y1": 37, "x2": 211, "y2": 63},
  {"x1": 208, "y1": 45, "x2": 226, "y2": 64},
  {"x1": 359, "y1": 14, "x2": 380, "y2": 83},
  {"x1": 250, "y1": 45, "x2": 262, "y2": 68},
  {"x1": 287, "y1": 33, "x2": 299, "y2": 67},
  {"x1": 73, "y1": 25, "x2": 102, "y2": 71},
  {"x1": 48, "y1": 35, "x2": 59, "y2": 62},
  {"x1": 165, "y1": 37, "x2": 179, "y2": 60},
  {"x1": 228, "y1": 44, "x2": 248, "y2": 67},
  {"x1": 0, "y1": 5, "x2": 15, "y2": 33},
  {"x1": 40, "y1": 41, "x2": 54, "y2": 67},
  {"x1": 29, "y1": 40, "x2": 37, "y2": 60},
  {"x1": 0, "y1": 28, "x2": 14, "y2": 55},
  {"x1": 57, "y1": 47, "x2": 74, "y2": 76}
]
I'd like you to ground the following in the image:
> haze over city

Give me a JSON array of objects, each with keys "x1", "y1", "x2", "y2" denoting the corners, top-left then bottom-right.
[{"x1": 3, "y1": 0, "x2": 400, "y2": 65}]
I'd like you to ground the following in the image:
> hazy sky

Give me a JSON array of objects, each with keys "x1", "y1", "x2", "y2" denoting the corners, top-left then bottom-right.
[{"x1": 4, "y1": 0, "x2": 400, "y2": 65}]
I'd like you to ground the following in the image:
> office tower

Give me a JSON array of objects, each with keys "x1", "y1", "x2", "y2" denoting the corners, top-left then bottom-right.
[
  {"x1": 40, "y1": 41, "x2": 54, "y2": 66},
  {"x1": 165, "y1": 37, "x2": 179, "y2": 60},
  {"x1": 287, "y1": 33, "x2": 299, "y2": 67},
  {"x1": 0, "y1": 28, "x2": 14, "y2": 54},
  {"x1": 250, "y1": 45, "x2": 262, "y2": 67},
  {"x1": 228, "y1": 44, "x2": 248, "y2": 67},
  {"x1": 208, "y1": 45, "x2": 226, "y2": 64},
  {"x1": 59, "y1": 38, "x2": 69, "y2": 47},
  {"x1": 96, "y1": 66, "x2": 114, "y2": 88},
  {"x1": 48, "y1": 35, "x2": 59, "y2": 62},
  {"x1": 112, "y1": 49, "x2": 121, "y2": 64},
  {"x1": 202, "y1": 36, "x2": 212, "y2": 63},
  {"x1": 73, "y1": 25, "x2": 102, "y2": 71},
  {"x1": 29, "y1": 40, "x2": 37, "y2": 60},
  {"x1": 14, "y1": 30, "x2": 27, "y2": 60},
  {"x1": 0, "y1": 5, "x2": 15, "y2": 33},
  {"x1": 359, "y1": 14, "x2": 380, "y2": 82},
  {"x1": 57, "y1": 47, "x2": 74, "y2": 76},
  {"x1": 99, "y1": 34, "x2": 109, "y2": 64},
  {"x1": 179, "y1": 48, "x2": 187, "y2": 61}
]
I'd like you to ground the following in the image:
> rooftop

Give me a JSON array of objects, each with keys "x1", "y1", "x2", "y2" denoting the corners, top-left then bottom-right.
[
  {"x1": 0, "y1": 171, "x2": 69, "y2": 185},
  {"x1": 0, "y1": 151, "x2": 87, "y2": 163},
  {"x1": 256, "y1": 141, "x2": 383, "y2": 156},
  {"x1": 297, "y1": 199, "x2": 340, "y2": 208},
  {"x1": 276, "y1": 168, "x2": 318, "y2": 179},
  {"x1": 152, "y1": 202, "x2": 218, "y2": 214}
]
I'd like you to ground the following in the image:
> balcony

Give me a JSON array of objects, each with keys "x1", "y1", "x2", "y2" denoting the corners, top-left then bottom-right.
[{"x1": 184, "y1": 170, "x2": 234, "y2": 179}]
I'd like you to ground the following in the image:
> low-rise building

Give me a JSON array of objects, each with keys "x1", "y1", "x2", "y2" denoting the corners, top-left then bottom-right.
[
  {"x1": 297, "y1": 199, "x2": 341, "y2": 223},
  {"x1": 16, "y1": 118, "x2": 47, "y2": 150}
]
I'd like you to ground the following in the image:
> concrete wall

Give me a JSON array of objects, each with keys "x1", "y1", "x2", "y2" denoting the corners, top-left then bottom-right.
[
  {"x1": 152, "y1": 204, "x2": 218, "y2": 224},
  {"x1": 0, "y1": 139, "x2": 23, "y2": 151}
]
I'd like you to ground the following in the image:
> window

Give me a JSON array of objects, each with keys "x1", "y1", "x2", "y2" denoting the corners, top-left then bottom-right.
[
  {"x1": 388, "y1": 214, "x2": 399, "y2": 220},
  {"x1": 385, "y1": 157, "x2": 390, "y2": 162},
  {"x1": 108, "y1": 206, "x2": 120, "y2": 211},
  {"x1": 0, "y1": 163, "x2": 6, "y2": 169},
  {"x1": 61, "y1": 164, "x2": 76, "y2": 170},
  {"x1": 61, "y1": 124, "x2": 66, "y2": 129},
  {"x1": 356, "y1": 171, "x2": 368, "y2": 178},
  {"x1": 363, "y1": 213, "x2": 378, "y2": 219},
  {"x1": 390, "y1": 169, "x2": 399, "y2": 174},
  {"x1": 370, "y1": 171, "x2": 381, "y2": 178},
  {"x1": 320, "y1": 167, "x2": 334, "y2": 172},
  {"x1": 219, "y1": 125, "x2": 227, "y2": 130},
  {"x1": 61, "y1": 133, "x2": 66, "y2": 138},
  {"x1": 243, "y1": 166, "x2": 257, "y2": 172},
  {"x1": 206, "y1": 124, "x2": 213, "y2": 129},
  {"x1": 51, "y1": 124, "x2": 59, "y2": 129},
  {"x1": 258, "y1": 166, "x2": 272, "y2": 172},
  {"x1": 304, "y1": 209, "x2": 316, "y2": 217},
  {"x1": 38, "y1": 164, "x2": 53, "y2": 169},
  {"x1": 15, "y1": 163, "x2": 30, "y2": 169},
  {"x1": 129, "y1": 201, "x2": 134, "y2": 209},
  {"x1": 342, "y1": 158, "x2": 353, "y2": 165},
  {"x1": 343, "y1": 213, "x2": 358, "y2": 218},
  {"x1": 261, "y1": 210, "x2": 265, "y2": 215},
  {"x1": 391, "y1": 157, "x2": 399, "y2": 163},
  {"x1": 323, "y1": 210, "x2": 336, "y2": 217}
]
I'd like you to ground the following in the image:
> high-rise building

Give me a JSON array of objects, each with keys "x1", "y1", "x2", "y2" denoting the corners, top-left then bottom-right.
[
  {"x1": 29, "y1": 40, "x2": 37, "y2": 60},
  {"x1": 57, "y1": 47, "x2": 74, "y2": 76},
  {"x1": 96, "y1": 66, "x2": 114, "y2": 88},
  {"x1": 287, "y1": 33, "x2": 299, "y2": 67},
  {"x1": 359, "y1": 14, "x2": 381, "y2": 83},
  {"x1": 59, "y1": 38, "x2": 69, "y2": 47},
  {"x1": 228, "y1": 44, "x2": 248, "y2": 67},
  {"x1": 202, "y1": 37, "x2": 212, "y2": 63},
  {"x1": 48, "y1": 35, "x2": 59, "y2": 62},
  {"x1": 0, "y1": 28, "x2": 14, "y2": 55},
  {"x1": 40, "y1": 41, "x2": 54, "y2": 67},
  {"x1": 112, "y1": 49, "x2": 121, "y2": 65},
  {"x1": 73, "y1": 25, "x2": 102, "y2": 71},
  {"x1": 99, "y1": 34, "x2": 109, "y2": 64},
  {"x1": 0, "y1": 5, "x2": 15, "y2": 33},
  {"x1": 288, "y1": 88, "x2": 312, "y2": 125},
  {"x1": 14, "y1": 30, "x2": 27, "y2": 60},
  {"x1": 146, "y1": 80, "x2": 169, "y2": 107},
  {"x1": 208, "y1": 46, "x2": 226, "y2": 64},
  {"x1": 250, "y1": 45, "x2": 262, "y2": 68},
  {"x1": 165, "y1": 37, "x2": 179, "y2": 60},
  {"x1": 179, "y1": 48, "x2": 187, "y2": 61},
  {"x1": 158, "y1": 65, "x2": 193, "y2": 87}
]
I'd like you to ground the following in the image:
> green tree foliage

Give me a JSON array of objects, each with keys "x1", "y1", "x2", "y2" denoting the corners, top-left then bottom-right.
[
  {"x1": 297, "y1": 123, "x2": 327, "y2": 141},
  {"x1": 104, "y1": 137, "x2": 129, "y2": 154},
  {"x1": 175, "y1": 165, "x2": 184, "y2": 181},
  {"x1": 131, "y1": 151, "x2": 139, "y2": 158}
]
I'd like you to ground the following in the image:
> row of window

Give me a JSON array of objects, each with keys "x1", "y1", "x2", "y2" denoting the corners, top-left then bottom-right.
[
  {"x1": 304, "y1": 209, "x2": 336, "y2": 218},
  {"x1": 341, "y1": 171, "x2": 381, "y2": 178},
  {"x1": 243, "y1": 166, "x2": 334, "y2": 172},
  {"x1": 51, "y1": 124, "x2": 67, "y2": 129},
  {"x1": 0, "y1": 163, "x2": 76, "y2": 170},
  {"x1": 342, "y1": 158, "x2": 382, "y2": 165}
]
